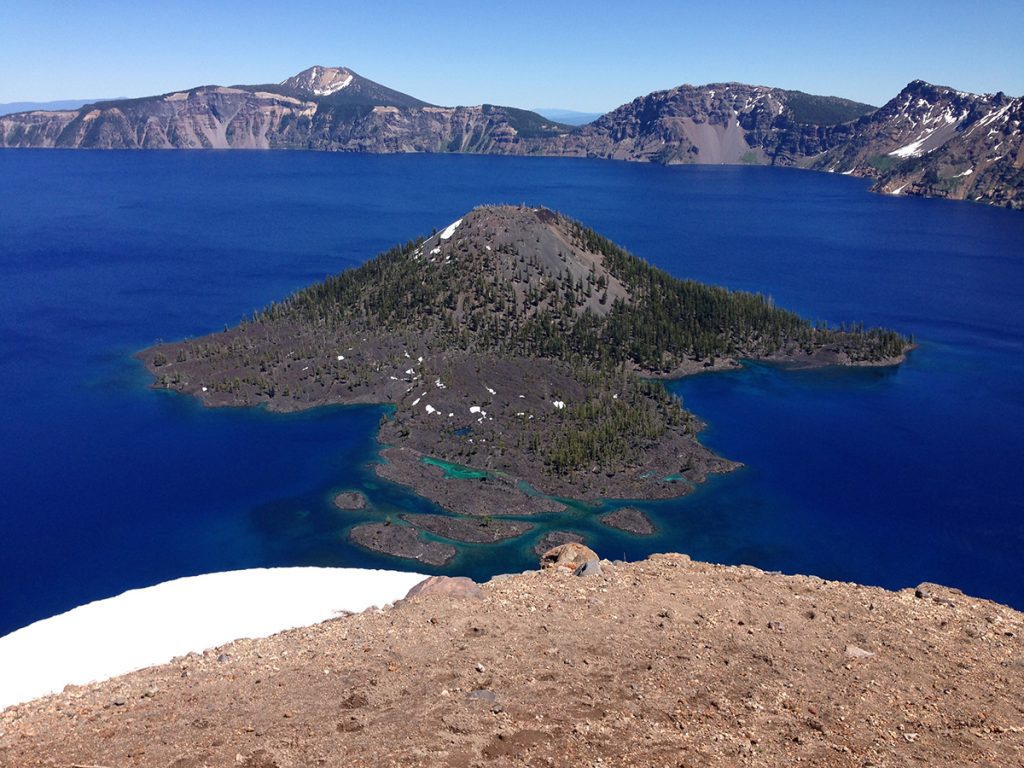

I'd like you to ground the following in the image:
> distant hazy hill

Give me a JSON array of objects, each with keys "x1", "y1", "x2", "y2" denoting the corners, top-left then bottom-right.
[
  {"x1": 1, "y1": 67, "x2": 1019, "y2": 209},
  {"x1": 533, "y1": 108, "x2": 604, "y2": 126},
  {"x1": 0, "y1": 99, "x2": 115, "y2": 116}
]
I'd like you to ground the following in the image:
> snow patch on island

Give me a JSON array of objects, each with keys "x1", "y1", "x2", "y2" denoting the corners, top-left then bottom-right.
[
  {"x1": 439, "y1": 219, "x2": 462, "y2": 240},
  {"x1": 0, "y1": 567, "x2": 424, "y2": 710}
]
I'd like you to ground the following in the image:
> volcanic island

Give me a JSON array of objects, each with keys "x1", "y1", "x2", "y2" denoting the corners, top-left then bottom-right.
[{"x1": 141, "y1": 206, "x2": 909, "y2": 564}]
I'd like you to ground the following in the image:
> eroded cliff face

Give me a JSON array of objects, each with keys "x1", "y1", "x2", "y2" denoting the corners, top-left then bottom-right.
[
  {"x1": 0, "y1": 67, "x2": 567, "y2": 153},
  {"x1": 301, "y1": 105, "x2": 558, "y2": 155},
  {"x1": 0, "y1": 88, "x2": 317, "y2": 149},
  {"x1": 0, "y1": 109, "x2": 78, "y2": 147},
  {"x1": 0, "y1": 94, "x2": 558, "y2": 153}
]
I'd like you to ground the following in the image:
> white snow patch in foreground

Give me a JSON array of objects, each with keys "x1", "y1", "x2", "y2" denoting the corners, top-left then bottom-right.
[
  {"x1": 0, "y1": 567, "x2": 424, "y2": 710},
  {"x1": 439, "y1": 219, "x2": 462, "y2": 240},
  {"x1": 954, "y1": 168, "x2": 974, "y2": 177}
]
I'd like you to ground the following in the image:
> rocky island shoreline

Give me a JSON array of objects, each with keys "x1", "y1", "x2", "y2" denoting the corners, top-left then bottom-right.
[{"x1": 140, "y1": 205, "x2": 909, "y2": 565}]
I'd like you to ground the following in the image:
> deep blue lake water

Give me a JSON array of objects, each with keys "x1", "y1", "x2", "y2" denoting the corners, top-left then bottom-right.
[{"x1": 1, "y1": 150, "x2": 1022, "y2": 635}]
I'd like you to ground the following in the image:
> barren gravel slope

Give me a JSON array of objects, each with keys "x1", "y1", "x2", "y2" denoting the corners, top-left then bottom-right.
[{"x1": 2, "y1": 554, "x2": 1023, "y2": 767}]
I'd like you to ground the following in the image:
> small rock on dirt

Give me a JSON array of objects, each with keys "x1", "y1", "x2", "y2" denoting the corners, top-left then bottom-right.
[{"x1": 845, "y1": 644, "x2": 875, "y2": 659}]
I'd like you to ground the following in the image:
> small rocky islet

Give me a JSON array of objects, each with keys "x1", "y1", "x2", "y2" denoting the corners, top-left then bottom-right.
[
  {"x1": 347, "y1": 521, "x2": 456, "y2": 568},
  {"x1": 141, "y1": 205, "x2": 910, "y2": 564},
  {"x1": 599, "y1": 506, "x2": 657, "y2": 535},
  {"x1": 332, "y1": 491, "x2": 368, "y2": 511}
]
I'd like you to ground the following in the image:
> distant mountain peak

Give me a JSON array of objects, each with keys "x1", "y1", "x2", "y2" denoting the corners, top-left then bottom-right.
[
  {"x1": 899, "y1": 79, "x2": 983, "y2": 103},
  {"x1": 280, "y1": 66, "x2": 356, "y2": 97}
]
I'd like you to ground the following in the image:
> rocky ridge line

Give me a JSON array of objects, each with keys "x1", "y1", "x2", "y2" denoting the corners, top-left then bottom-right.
[{"x1": 1, "y1": 68, "x2": 1019, "y2": 209}]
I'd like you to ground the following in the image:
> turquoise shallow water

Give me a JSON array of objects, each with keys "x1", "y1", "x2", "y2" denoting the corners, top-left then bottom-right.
[{"x1": 1, "y1": 149, "x2": 1022, "y2": 634}]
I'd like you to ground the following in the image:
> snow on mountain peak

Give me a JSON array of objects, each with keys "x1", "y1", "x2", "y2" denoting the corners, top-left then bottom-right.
[{"x1": 281, "y1": 66, "x2": 355, "y2": 97}]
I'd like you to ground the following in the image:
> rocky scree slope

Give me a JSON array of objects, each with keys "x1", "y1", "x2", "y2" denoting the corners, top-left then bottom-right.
[
  {"x1": 140, "y1": 206, "x2": 907, "y2": 523},
  {"x1": 3, "y1": 553, "x2": 1023, "y2": 767},
  {"x1": 541, "y1": 82, "x2": 876, "y2": 165}
]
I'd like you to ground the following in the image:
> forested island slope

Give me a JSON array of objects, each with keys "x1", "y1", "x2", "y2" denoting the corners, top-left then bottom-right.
[{"x1": 141, "y1": 206, "x2": 908, "y2": 562}]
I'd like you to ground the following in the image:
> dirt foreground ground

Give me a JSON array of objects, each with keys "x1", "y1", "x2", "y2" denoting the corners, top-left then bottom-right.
[{"x1": 2, "y1": 553, "x2": 1022, "y2": 767}]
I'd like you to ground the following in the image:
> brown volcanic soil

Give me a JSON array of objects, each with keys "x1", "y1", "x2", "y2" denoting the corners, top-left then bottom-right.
[{"x1": 3, "y1": 554, "x2": 1023, "y2": 767}]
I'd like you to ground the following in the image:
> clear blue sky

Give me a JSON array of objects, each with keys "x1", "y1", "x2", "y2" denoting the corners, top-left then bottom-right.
[{"x1": 2, "y1": 0, "x2": 1021, "y2": 109}]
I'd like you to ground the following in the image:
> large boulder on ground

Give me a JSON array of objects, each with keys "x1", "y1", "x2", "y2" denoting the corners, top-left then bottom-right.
[
  {"x1": 404, "y1": 576, "x2": 482, "y2": 600},
  {"x1": 539, "y1": 542, "x2": 599, "y2": 570}
]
